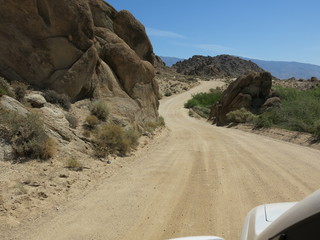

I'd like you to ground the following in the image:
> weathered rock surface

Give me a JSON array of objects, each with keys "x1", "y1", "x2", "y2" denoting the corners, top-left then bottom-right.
[
  {"x1": 173, "y1": 55, "x2": 265, "y2": 78},
  {"x1": 0, "y1": 0, "x2": 159, "y2": 125},
  {"x1": 0, "y1": 95, "x2": 30, "y2": 116},
  {"x1": 25, "y1": 93, "x2": 47, "y2": 108},
  {"x1": 210, "y1": 72, "x2": 272, "y2": 125}
]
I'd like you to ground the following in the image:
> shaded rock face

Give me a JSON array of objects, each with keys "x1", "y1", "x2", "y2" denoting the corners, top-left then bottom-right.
[
  {"x1": 210, "y1": 72, "x2": 272, "y2": 125},
  {"x1": 173, "y1": 55, "x2": 265, "y2": 78},
  {"x1": 0, "y1": 0, "x2": 159, "y2": 125}
]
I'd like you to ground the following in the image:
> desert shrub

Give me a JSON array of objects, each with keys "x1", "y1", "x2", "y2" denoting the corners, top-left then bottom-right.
[
  {"x1": 84, "y1": 115, "x2": 100, "y2": 130},
  {"x1": 0, "y1": 77, "x2": 15, "y2": 98},
  {"x1": 145, "y1": 121, "x2": 158, "y2": 133},
  {"x1": 188, "y1": 109, "x2": 200, "y2": 119},
  {"x1": 164, "y1": 91, "x2": 172, "y2": 97},
  {"x1": 144, "y1": 117, "x2": 166, "y2": 133},
  {"x1": 65, "y1": 113, "x2": 78, "y2": 129},
  {"x1": 313, "y1": 120, "x2": 320, "y2": 140},
  {"x1": 184, "y1": 91, "x2": 221, "y2": 109},
  {"x1": 95, "y1": 124, "x2": 138, "y2": 157},
  {"x1": 90, "y1": 100, "x2": 109, "y2": 120},
  {"x1": 66, "y1": 158, "x2": 83, "y2": 171},
  {"x1": 124, "y1": 128, "x2": 140, "y2": 150},
  {"x1": 192, "y1": 105, "x2": 211, "y2": 118},
  {"x1": 253, "y1": 113, "x2": 273, "y2": 129},
  {"x1": 11, "y1": 81, "x2": 28, "y2": 101},
  {"x1": 226, "y1": 108, "x2": 255, "y2": 123},
  {"x1": 0, "y1": 109, "x2": 56, "y2": 161},
  {"x1": 157, "y1": 116, "x2": 166, "y2": 127},
  {"x1": 43, "y1": 90, "x2": 71, "y2": 110},
  {"x1": 254, "y1": 86, "x2": 320, "y2": 134}
]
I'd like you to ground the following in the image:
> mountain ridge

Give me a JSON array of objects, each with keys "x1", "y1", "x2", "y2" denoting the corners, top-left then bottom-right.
[
  {"x1": 171, "y1": 55, "x2": 265, "y2": 78},
  {"x1": 160, "y1": 55, "x2": 320, "y2": 79}
]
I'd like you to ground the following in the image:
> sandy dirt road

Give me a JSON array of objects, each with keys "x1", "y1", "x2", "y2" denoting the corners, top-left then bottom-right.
[{"x1": 9, "y1": 81, "x2": 320, "y2": 240}]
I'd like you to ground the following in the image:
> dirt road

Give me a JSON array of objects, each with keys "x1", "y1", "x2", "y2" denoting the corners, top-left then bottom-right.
[{"x1": 10, "y1": 81, "x2": 320, "y2": 240}]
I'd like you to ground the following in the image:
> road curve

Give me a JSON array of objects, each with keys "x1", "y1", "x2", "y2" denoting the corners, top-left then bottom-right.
[{"x1": 14, "y1": 81, "x2": 320, "y2": 240}]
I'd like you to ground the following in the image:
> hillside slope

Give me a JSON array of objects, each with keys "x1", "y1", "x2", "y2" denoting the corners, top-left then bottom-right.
[{"x1": 173, "y1": 55, "x2": 265, "y2": 78}]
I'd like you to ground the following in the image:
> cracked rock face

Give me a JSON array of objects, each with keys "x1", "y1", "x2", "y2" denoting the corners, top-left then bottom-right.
[
  {"x1": 210, "y1": 72, "x2": 272, "y2": 125},
  {"x1": 0, "y1": 0, "x2": 159, "y2": 125}
]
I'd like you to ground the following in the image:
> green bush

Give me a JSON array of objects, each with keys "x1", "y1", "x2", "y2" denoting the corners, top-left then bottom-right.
[
  {"x1": 0, "y1": 108, "x2": 56, "y2": 161},
  {"x1": 44, "y1": 90, "x2": 71, "y2": 110},
  {"x1": 94, "y1": 124, "x2": 139, "y2": 157},
  {"x1": 313, "y1": 120, "x2": 320, "y2": 140},
  {"x1": 90, "y1": 100, "x2": 109, "y2": 121},
  {"x1": 253, "y1": 114, "x2": 273, "y2": 129},
  {"x1": 184, "y1": 91, "x2": 221, "y2": 109},
  {"x1": 254, "y1": 86, "x2": 320, "y2": 135},
  {"x1": 226, "y1": 108, "x2": 255, "y2": 123}
]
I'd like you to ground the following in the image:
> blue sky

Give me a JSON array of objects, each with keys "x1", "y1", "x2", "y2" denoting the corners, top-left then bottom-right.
[{"x1": 107, "y1": 0, "x2": 320, "y2": 65}]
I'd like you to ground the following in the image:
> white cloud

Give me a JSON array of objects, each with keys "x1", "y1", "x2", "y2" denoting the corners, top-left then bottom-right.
[{"x1": 146, "y1": 27, "x2": 186, "y2": 39}]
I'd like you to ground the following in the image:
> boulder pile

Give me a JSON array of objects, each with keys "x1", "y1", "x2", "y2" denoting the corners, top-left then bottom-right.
[{"x1": 209, "y1": 72, "x2": 273, "y2": 125}]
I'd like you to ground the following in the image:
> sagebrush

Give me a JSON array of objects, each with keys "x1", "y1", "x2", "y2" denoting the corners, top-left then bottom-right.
[
  {"x1": 90, "y1": 100, "x2": 109, "y2": 121},
  {"x1": 226, "y1": 108, "x2": 255, "y2": 123},
  {"x1": 95, "y1": 123, "x2": 140, "y2": 157},
  {"x1": 44, "y1": 90, "x2": 71, "y2": 110},
  {"x1": 0, "y1": 108, "x2": 56, "y2": 161}
]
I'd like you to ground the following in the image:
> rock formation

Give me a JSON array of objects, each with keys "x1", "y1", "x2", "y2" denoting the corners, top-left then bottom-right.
[
  {"x1": 173, "y1": 55, "x2": 265, "y2": 78},
  {"x1": 0, "y1": 0, "x2": 159, "y2": 125},
  {"x1": 210, "y1": 72, "x2": 272, "y2": 125}
]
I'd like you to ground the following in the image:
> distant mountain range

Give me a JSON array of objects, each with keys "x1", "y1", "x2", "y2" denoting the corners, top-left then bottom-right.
[
  {"x1": 160, "y1": 56, "x2": 320, "y2": 79},
  {"x1": 159, "y1": 56, "x2": 185, "y2": 67},
  {"x1": 241, "y1": 58, "x2": 320, "y2": 79}
]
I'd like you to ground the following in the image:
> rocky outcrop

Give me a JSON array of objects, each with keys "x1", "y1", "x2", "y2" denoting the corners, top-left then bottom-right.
[
  {"x1": 173, "y1": 55, "x2": 265, "y2": 78},
  {"x1": 0, "y1": 95, "x2": 30, "y2": 116},
  {"x1": 0, "y1": 0, "x2": 159, "y2": 125},
  {"x1": 210, "y1": 72, "x2": 272, "y2": 125}
]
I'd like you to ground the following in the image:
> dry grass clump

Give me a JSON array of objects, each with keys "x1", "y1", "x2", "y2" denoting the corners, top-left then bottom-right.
[
  {"x1": 66, "y1": 158, "x2": 83, "y2": 171},
  {"x1": 226, "y1": 108, "x2": 255, "y2": 123},
  {"x1": 144, "y1": 116, "x2": 166, "y2": 133},
  {"x1": 11, "y1": 81, "x2": 28, "y2": 101},
  {"x1": 84, "y1": 115, "x2": 99, "y2": 130},
  {"x1": 0, "y1": 77, "x2": 15, "y2": 97},
  {"x1": 0, "y1": 107, "x2": 56, "y2": 161},
  {"x1": 90, "y1": 100, "x2": 109, "y2": 121},
  {"x1": 43, "y1": 90, "x2": 71, "y2": 110},
  {"x1": 94, "y1": 123, "x2": 139, "y2": 157}
]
